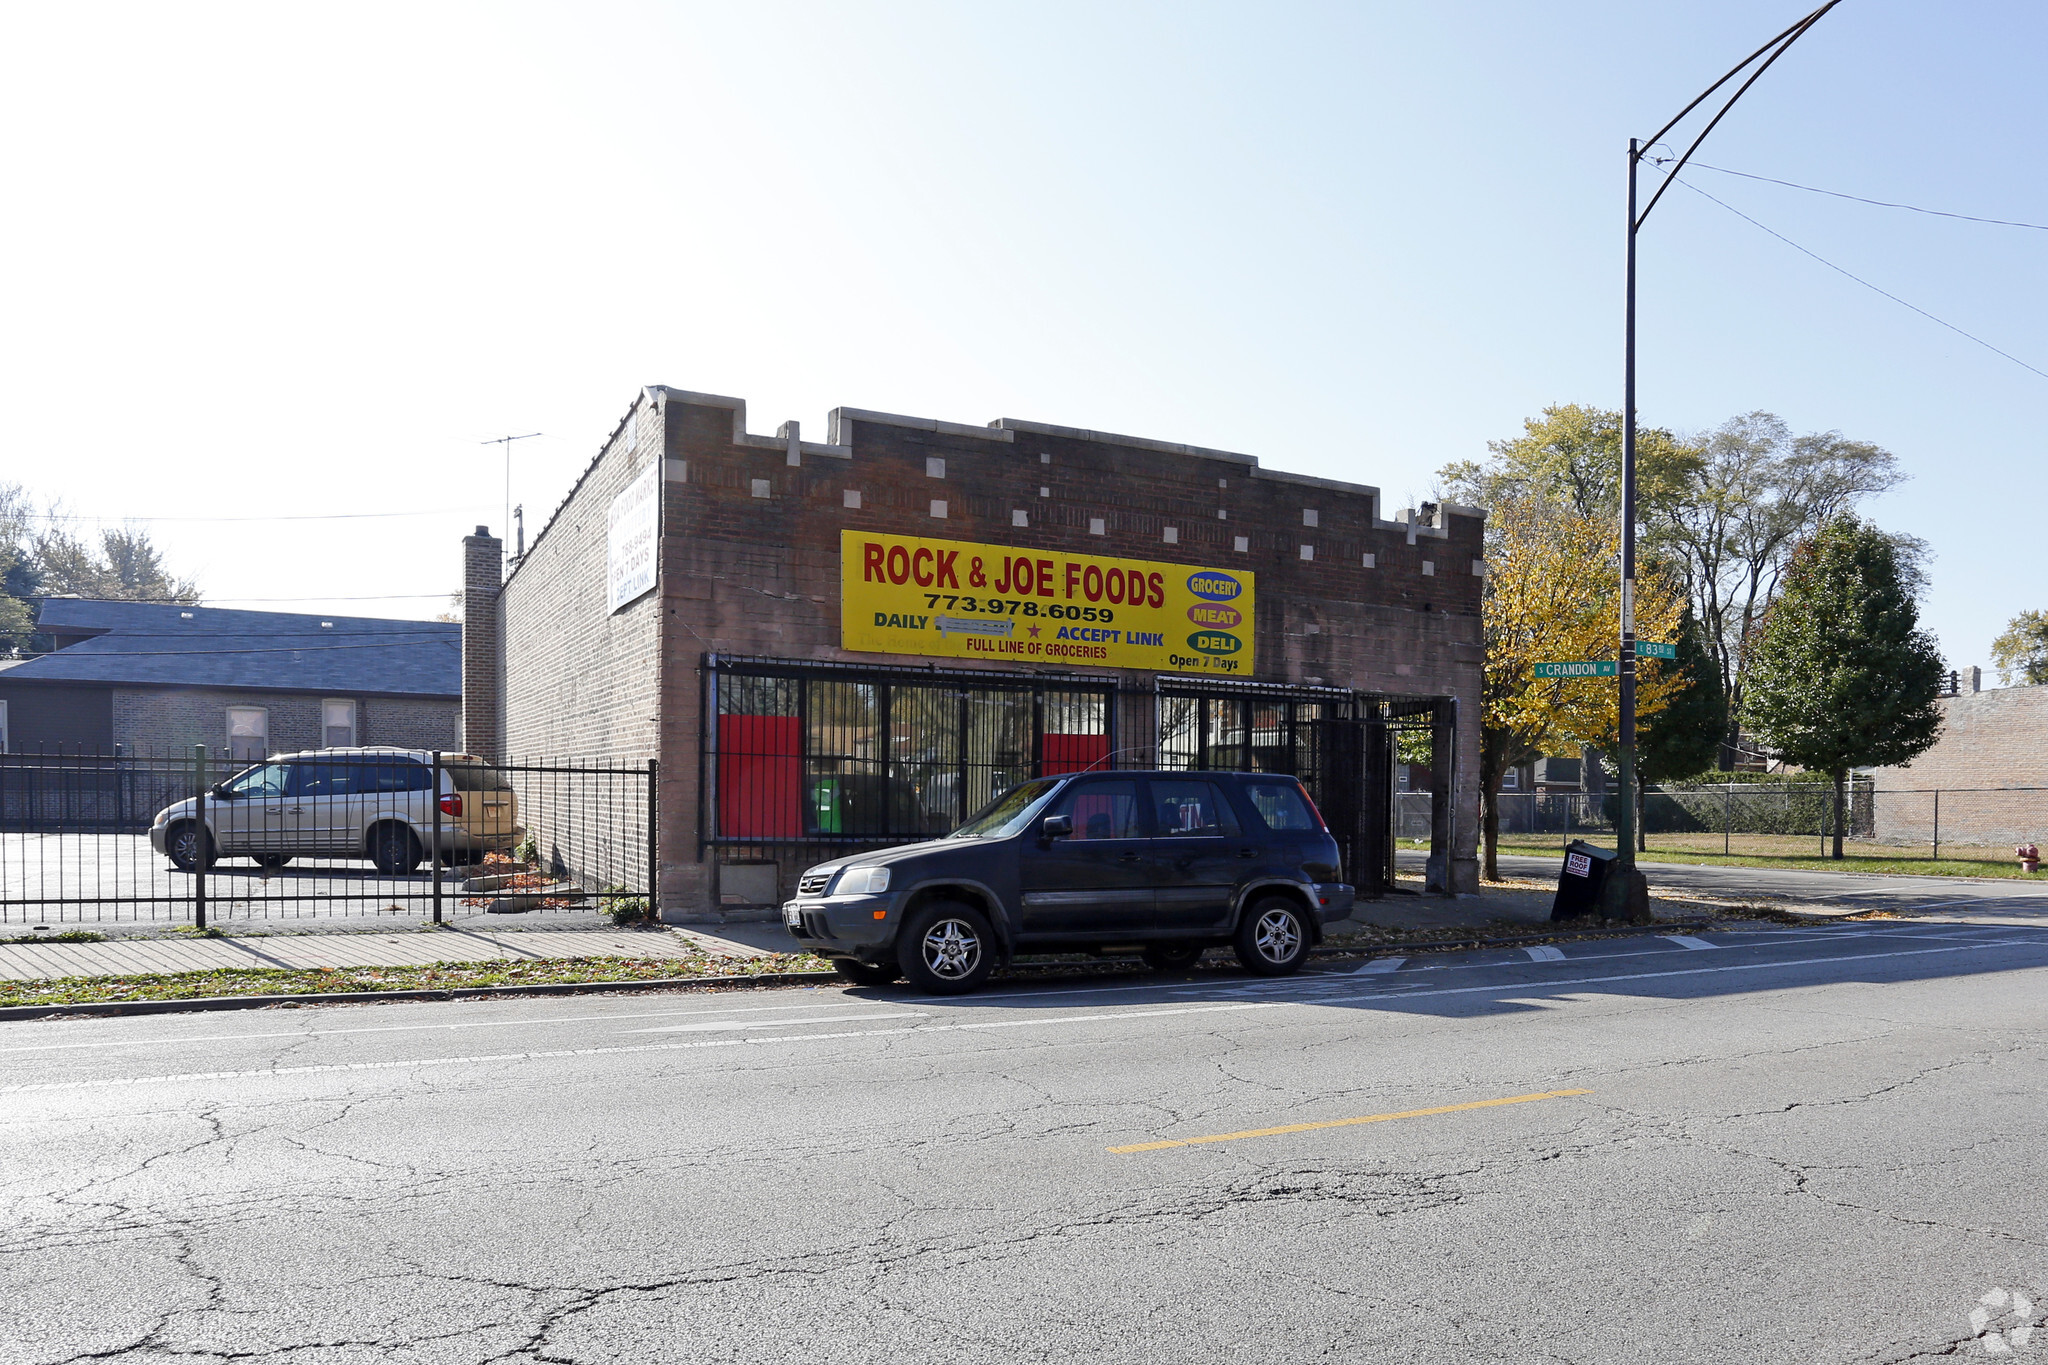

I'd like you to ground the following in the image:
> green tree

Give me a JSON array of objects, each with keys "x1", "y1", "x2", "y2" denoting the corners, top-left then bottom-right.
[
  {"x1": 33, "y1": 525, "x2": 198, "y2": 603},
  {"x1": 1990, "y1": 610, "x2": 2048, "y2": 687},
  {"x1": 1439, "y1": 402, "x2": 1700, "y2": 523},
  {"x1": 1744, "y1": 516, "x2": 1944, "y2": 859},
  {"x1": 1653, "y1": 412, "x2": 1907, "y2": 765},
  {"x1": 1629, "y1": 604, "x2": 1727, "y2": 850}
]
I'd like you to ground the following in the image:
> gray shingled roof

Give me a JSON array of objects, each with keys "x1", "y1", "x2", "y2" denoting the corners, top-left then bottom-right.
[{"x1": 7, "y1": 599, "x2": 459, "y2": 697}]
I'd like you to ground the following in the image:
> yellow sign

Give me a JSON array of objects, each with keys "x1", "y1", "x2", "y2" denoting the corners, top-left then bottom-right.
[{"x1": 841, "y1": 530, "x2": 1255, "y2": 674}]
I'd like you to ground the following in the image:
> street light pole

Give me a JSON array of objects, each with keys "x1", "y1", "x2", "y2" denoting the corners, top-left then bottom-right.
[{"x1": 1605, "y1": 1, "x2": 1840, "y2": 920}]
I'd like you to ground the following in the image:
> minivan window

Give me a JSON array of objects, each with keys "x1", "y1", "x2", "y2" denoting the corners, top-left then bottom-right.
[
  {"x1": 359, "y1": 761, "x2": 434, "y2": 793},
  {"x1": 1242, "y1": 779, "x2": 1321, "y2": 832},
  {"x1": 1152, "y1": 779, "x2": 1241, "y2": 837},
  {"x1": 950, "y1": 778, "x2": 1062, "y2": 839},
  {"x1": 225, "y1": 763, "x2": 290, "y2": 798},
  {"x1": 1049, "y1": 779, "x2": 1143, "y2": 840},
  {"x1": 448, "y1": 760, "x2": 513, "y2": 793}
]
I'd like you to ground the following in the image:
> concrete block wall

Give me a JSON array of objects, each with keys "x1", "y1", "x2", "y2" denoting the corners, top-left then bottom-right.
[{"x1": 493, "y1": 396, "x2": 665, "y2": 898}]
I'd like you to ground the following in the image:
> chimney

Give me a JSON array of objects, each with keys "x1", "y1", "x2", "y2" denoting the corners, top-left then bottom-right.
[
  {"x1": 1968, "y1": 665, "x2": 1982, "y2": 694},
  {"x1": 462, "y1": 526, "x2": 502, "y2": 758}
]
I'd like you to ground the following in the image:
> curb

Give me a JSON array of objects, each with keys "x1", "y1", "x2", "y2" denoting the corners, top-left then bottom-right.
[{"x1": 0, "y1": 918, "x2": 1725, "y2": 1022}]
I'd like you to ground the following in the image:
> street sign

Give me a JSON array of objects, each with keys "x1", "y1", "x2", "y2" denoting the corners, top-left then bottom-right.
[
  {"x1": 1534, "y1": 660, "x2": 1619, "y2": 679},
  {"x1": 1638, "y1": 640, "x2": 1677, "y2": 661}
]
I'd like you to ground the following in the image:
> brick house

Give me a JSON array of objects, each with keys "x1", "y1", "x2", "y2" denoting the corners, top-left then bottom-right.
[
  {"x1": 465, "y1": 386, "x2": 1489, "y2": 920},
  {"x1": 0, "y1": 599, "x2": 460, "y2": 759}
]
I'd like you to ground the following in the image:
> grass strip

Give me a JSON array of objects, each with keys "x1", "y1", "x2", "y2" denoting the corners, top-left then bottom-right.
[
  {"x1": 0, "y1": 953, "x2": 830, "y2": 1009},
  {"x1": 1483, "y1": 841, "x2": 2030, "y2": 880}
]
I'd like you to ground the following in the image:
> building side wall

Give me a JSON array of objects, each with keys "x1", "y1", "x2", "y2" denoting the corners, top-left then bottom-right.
[
  {"x1": 0, "y1": 683, "x2": 114, "y2": 752},
  {"x1": 108, "y1": 689, "x2": 457, "y2": 758},
  {"x1": 1866, "y1": 685, "x2": 2048, "y2": 847},
  {"x1": 494, "y1": 396, "x2": 665, "y2": 897},
  {"x1": 646, "y1": 393, "x2": 1486, "y2": 915}
]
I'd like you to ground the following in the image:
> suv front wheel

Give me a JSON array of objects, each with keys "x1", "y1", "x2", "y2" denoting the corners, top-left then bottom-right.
[
  {"x1": 1234, "y1": 896, "x2": 1310, "y2": 976},
  {"x1": 897, "y1": 901, "x2": 996, "y2": 994}
]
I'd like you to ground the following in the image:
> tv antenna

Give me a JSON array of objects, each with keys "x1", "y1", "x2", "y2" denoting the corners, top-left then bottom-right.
[{"x1": 481, "y1": 433, "x2": 543, "y2": 566}]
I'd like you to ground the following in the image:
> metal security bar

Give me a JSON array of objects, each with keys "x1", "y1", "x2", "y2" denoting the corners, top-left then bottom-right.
[
  {"x1": 705, "y1": 656, "x2": 1116, "y2": 903},
  {"x1": 0, "y1": 746, "x2": 655, "y2": 927}
]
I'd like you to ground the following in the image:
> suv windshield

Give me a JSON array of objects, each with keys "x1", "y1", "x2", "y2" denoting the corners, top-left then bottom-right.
[{"x1": 949, "y1": 778, "x2": 1064, "y2": 839}]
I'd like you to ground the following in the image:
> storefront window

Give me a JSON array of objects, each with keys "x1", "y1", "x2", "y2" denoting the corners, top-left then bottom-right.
[{"x1": 712, "y1": 665, "x2": 1111, "y2": 846}]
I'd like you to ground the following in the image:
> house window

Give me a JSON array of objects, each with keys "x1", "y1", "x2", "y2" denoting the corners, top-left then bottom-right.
[
  {"x1": 1501, "y1": 768, "x2": 1519, "y2": 790},
  {"x1": 226, "y1": 707, "x2": 269, "y2": 762},
  {"x1": 322, "y1": 699, "x2": 357, "y2": 748}
]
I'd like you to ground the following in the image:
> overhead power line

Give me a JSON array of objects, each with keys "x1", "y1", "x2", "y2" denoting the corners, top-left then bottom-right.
[
  {"x1": 23, "y1": 508, "x2": 491, "y2": 524},
  {"x1": 1682, "y1": 160, "x2": 2048, "y2": 233},
  {"x1": 1673, "y1": 176, "x2": 2048, "y2": 384}
]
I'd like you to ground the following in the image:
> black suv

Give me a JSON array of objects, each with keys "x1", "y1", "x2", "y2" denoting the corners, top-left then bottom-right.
[{"x1": 784, "y1": 770, "x2": 1355, "y2": 994}]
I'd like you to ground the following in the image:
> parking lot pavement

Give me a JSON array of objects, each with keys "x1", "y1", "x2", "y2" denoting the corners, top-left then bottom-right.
[
  {"x1": 1, "y1": 832, "x2": 612, "y2": 935},
  {"x1": 7, "y1": 919, "x2": 2047, "y2": 1363}
]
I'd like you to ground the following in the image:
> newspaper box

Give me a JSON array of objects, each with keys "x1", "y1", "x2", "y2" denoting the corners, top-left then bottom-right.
[{"x1": 1551, "y1": 839, "x2": 1614, "y2": 921}]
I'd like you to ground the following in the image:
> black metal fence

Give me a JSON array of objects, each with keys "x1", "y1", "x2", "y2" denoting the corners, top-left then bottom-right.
[{"x1": 0, "y1": 747, "x2": 655, "y2": 926}]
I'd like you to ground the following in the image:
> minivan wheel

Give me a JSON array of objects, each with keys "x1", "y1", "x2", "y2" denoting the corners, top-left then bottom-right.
[
  {"x1": 1234, "y1": 897, "x2": 1310, "y2": 976},
  {"x1": 1141, "y1": 945, "x2": 1204, "y2": 973},
  {"x1": 897, "y1": 901, "x2": 996, "y2": 994},
  {"x1": 831, "y1": 958, "x2": 903, "y2": 987},
  {"x1": 369, "y1": 824, "x2": 423, "y2": 876},
  {"x1": 166, "y1": 822, "x2": 215, "y2": 873}
]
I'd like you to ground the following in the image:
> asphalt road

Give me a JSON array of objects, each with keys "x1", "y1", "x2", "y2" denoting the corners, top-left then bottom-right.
[{"x1": 7, "y1": 921, "x2": 2048, "y2": 1363}]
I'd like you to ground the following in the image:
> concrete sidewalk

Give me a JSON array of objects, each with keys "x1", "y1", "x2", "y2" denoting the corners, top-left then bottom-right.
[{"x1": 0, "y1": 927, "x2": 715, "y2": 983}]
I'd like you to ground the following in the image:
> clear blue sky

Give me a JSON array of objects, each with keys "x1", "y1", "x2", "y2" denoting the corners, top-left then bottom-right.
[{"x1": 1, "y1": 2, "x2": 2039, "y2": 673}]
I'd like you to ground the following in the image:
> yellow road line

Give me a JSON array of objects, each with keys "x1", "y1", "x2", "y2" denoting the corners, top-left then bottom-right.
[{"x1": 1106, "y1": 1088, "x2": 1592, "y2": 1154}]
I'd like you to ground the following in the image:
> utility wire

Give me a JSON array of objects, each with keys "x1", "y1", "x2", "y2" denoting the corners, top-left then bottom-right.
[
  {"x1": 23, "y1": 508, "x2": 492, "y2": 524},
  {"x1": 1672, "y1": 177, "x2": 2048, "y2": 384},
  {"x1": 1682, "y1": 160, "x2": 2048, "y2": 233}
]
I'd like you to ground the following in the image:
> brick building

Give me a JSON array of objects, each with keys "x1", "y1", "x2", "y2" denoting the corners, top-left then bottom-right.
[
  {"x1": 468, "y1": 386, "x2": 1487, "y2": 920},
  {"x1": 0, "y1": 599, "x2": 459, "y2": 758},
  {"x1": 1865, "y1": 681, "x2": 2048, "y2": 848}
]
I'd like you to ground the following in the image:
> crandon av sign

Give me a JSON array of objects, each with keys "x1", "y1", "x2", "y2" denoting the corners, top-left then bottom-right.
[{"x1": 840, "y1": 530, "x2": 1256, "y2": 674}]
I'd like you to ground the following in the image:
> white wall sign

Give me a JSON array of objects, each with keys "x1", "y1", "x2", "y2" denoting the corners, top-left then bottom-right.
[{"x1": 606, "y1": 461, "x2": 660, "y2": 613}]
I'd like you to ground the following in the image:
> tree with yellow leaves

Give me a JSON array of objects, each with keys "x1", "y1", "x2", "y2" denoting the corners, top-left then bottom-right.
[{"x1": 1480, "y1": 493, "x2": 1686, "y2": 880}]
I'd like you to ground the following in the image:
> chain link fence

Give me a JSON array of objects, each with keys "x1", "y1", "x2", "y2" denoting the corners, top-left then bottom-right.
[{"x1": 1413, "y1": 783, "x2": 2048, "y2": 862}]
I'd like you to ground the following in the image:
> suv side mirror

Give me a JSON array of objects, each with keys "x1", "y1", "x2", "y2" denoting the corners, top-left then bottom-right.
[{"x1": 1041, "y1": 813, "x2": 1072, "y2": 840}]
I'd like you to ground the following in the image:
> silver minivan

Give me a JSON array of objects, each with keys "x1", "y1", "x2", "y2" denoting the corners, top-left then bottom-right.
[{"x1": 150, "y1": 748, "x2": 519, "y2": 874}]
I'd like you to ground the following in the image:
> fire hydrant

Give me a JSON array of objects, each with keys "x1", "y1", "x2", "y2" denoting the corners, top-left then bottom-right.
[{"x1": 2020, "y1": 844, "x2": 2041, "y2": 874}]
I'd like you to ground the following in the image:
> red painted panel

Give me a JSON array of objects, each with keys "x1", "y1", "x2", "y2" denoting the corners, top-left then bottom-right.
[
  {"x1": 718, "y1": 715, "x2": 803, "y2": 838},
  {"x1": 1041, "y1": 732, "x2": 1109, "y2": 776}
]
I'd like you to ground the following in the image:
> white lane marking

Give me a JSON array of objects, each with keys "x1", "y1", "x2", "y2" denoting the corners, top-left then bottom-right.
[
  {"x1": 1523, "y1": 946, "x2": 1566, "y2": 962},
  {"x1": 1313, "y1": 937, "x2": 2042, "y2": 1008},
  {"x1": 1662, "y1": 936, "x2": 1716, "y2": 950},
  {"x1": 2, "y1": 1002, "x2": 1287, "y2": 1095},
  {"x1": 0, "y1": 998, "x2": 861, "y2": 1054},
  {"x1": 1351, "y1": 957, "x2": 1406, "y2": 974},
  {"x1": 633, "y1": 1011, "x2": 927, "y2": 1034}
]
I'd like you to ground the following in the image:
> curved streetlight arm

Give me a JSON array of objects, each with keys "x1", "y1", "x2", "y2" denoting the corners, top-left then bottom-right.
[{"x1": 1635, "y1": 0, "x2": 1842, "y2": 231}]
